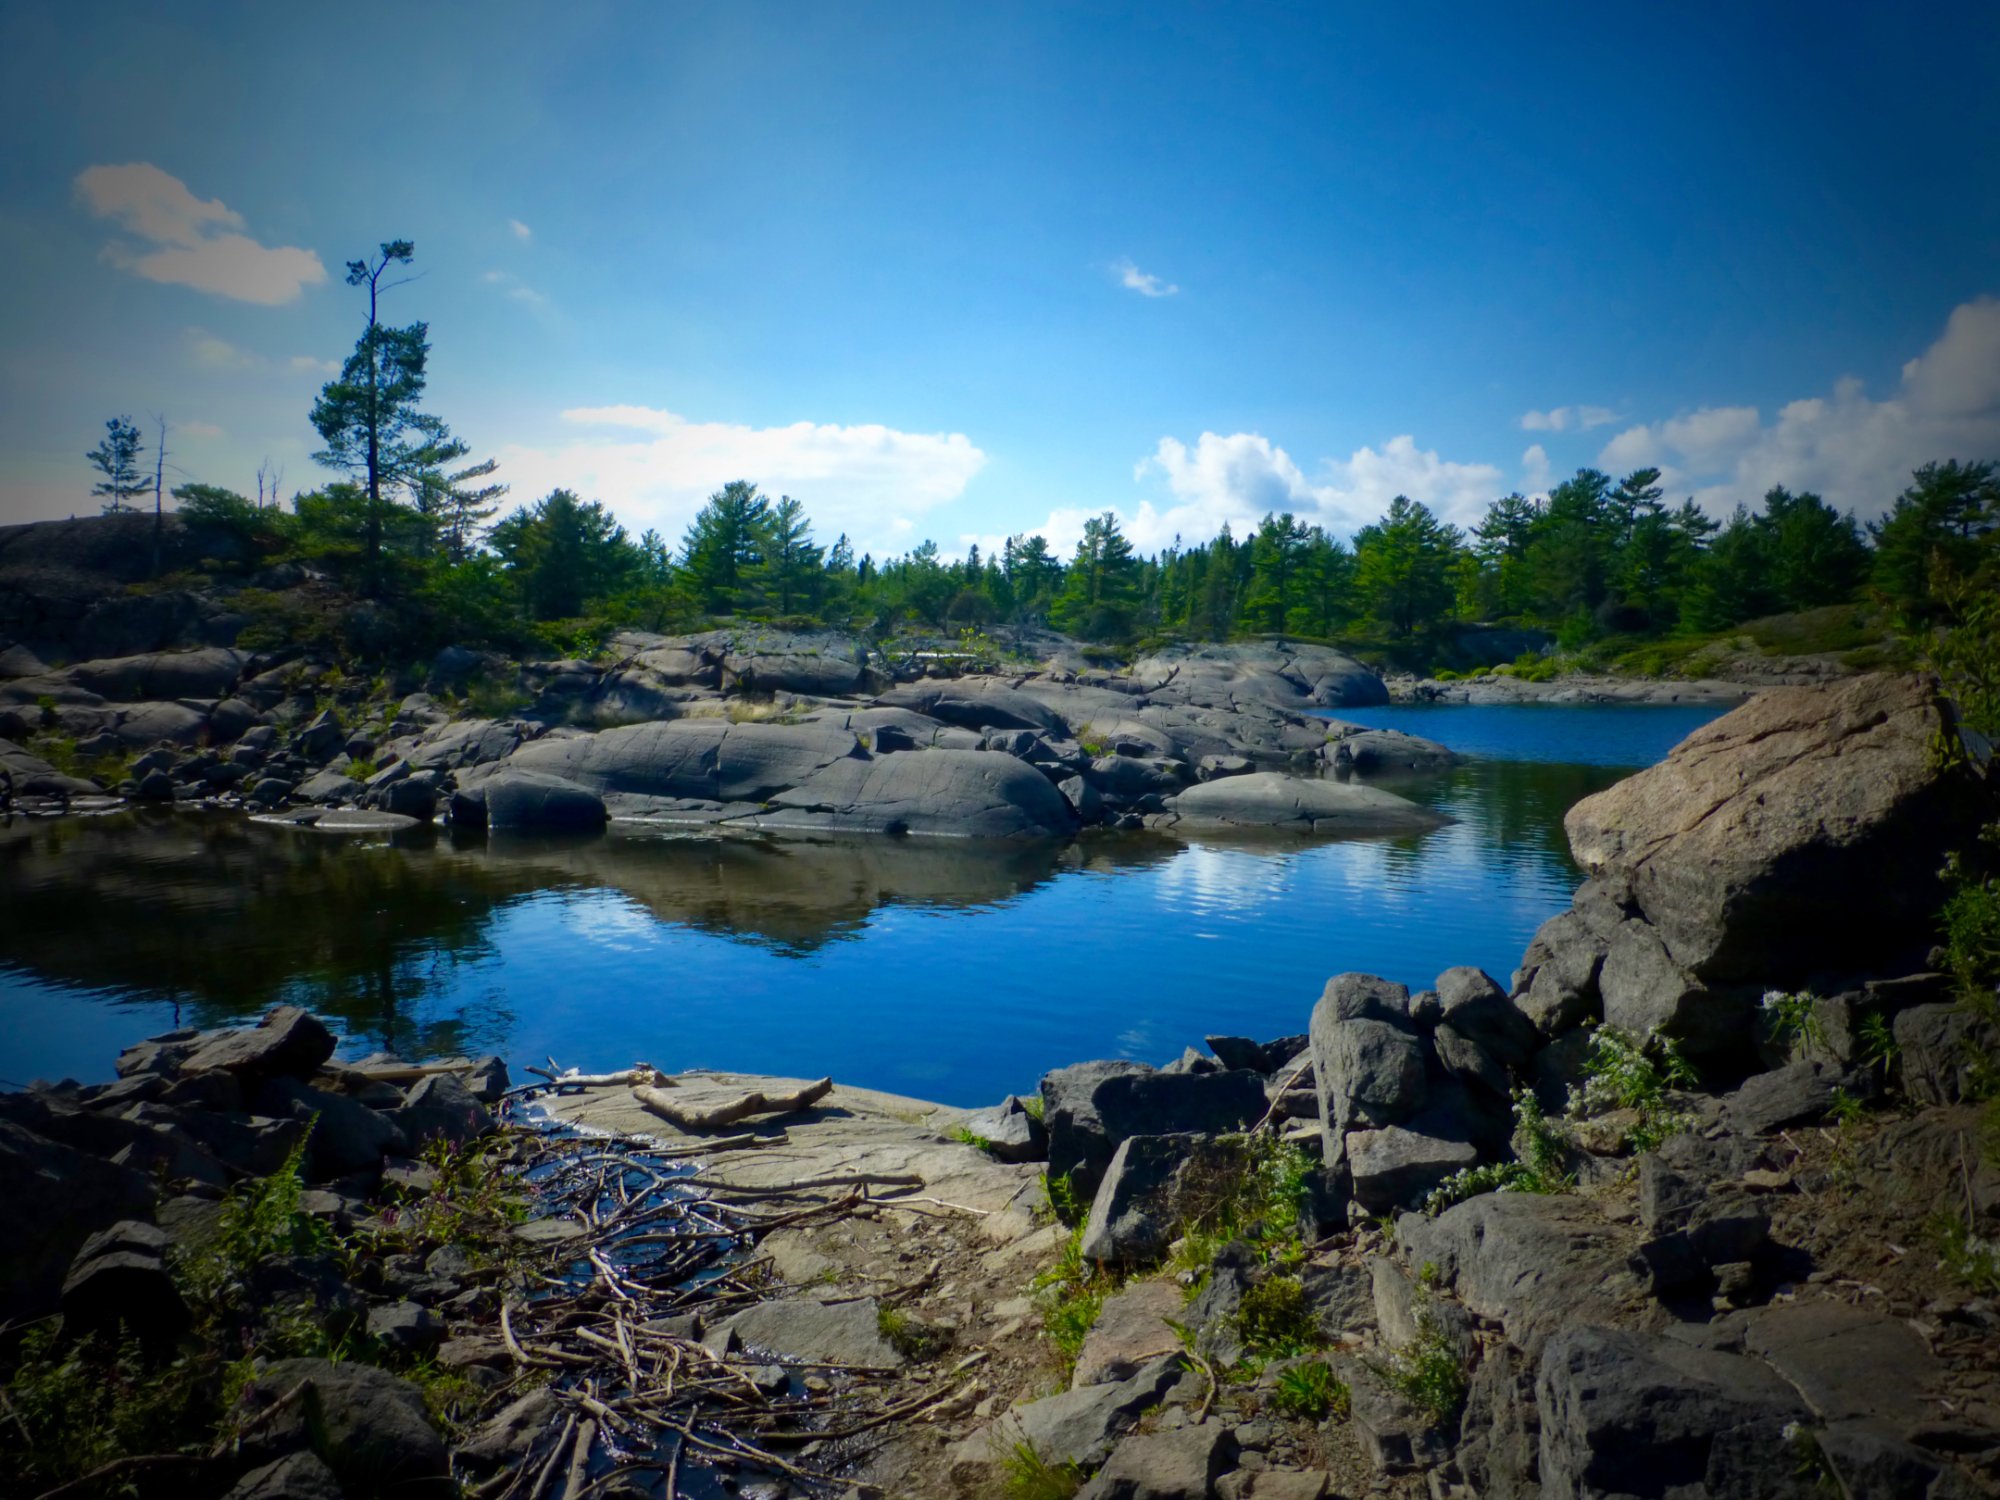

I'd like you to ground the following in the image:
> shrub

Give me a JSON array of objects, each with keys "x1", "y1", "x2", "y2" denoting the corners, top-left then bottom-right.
[
  {"x1": 1269, "y1": 1358, "x2": 1349, "y2": 1422},
  {"x1": 1570, "y1": 1025, "x2": 1695, "y2": 1153},
  {"x1": 1236, "y1": 1274, "x2": 1320, "y2": 1358},
  {"x1": 1370, "y1": 1296, "x2": 1465, "y2": 1423}
]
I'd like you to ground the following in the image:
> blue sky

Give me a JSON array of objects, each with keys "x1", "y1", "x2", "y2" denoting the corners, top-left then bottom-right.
[{"x1": 3, "y1": 2, "x2": 1996, "y2": 558}]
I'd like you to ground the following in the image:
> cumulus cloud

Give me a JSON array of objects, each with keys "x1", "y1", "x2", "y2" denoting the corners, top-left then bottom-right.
[
  {"x1": 1596, "y1": 297, "x2": 2000, "y2": 521},
  {"x1": 508, "y1": 218, "x2": 533, "y2": 241},
  {"x1": 75, "y1": 163, "x2": 326, "y2": 305},
  {"x1": 1519, "y1": 404, "x2": 1619, "y2": 432},
  {"x1": 1006, "y1": 431, "x2": 1506, "y2": 557},
  {"x1": 289, "y1": 354, "x2": 340, "y2": 375},
  {"x1": 1112, "y1": 257, "x2": 1178, "y2": 298},
  {"x1": 1521, "y1": 443, "x2": 1551, "y2": 496},
  {"x1": 494, "y1": 406, "x2": 989, "y2": 556}
]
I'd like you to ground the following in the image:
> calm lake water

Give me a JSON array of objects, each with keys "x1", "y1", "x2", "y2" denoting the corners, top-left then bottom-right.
[{"x1": 0, "y1": 704, "x2": 1725, "y2": 1106}]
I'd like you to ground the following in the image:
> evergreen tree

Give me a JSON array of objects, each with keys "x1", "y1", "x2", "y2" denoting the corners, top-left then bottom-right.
[
  {"x1": 1245, "y1": 512, "x2": 1310, "y2": 631},
  {"x1": 490, "y1": 489, "x2": 636, "y2": 620},
  {"x1": 1871, "y1": 460, "x2": 2000, "y2": 625},
  {"x1": 760, "y1": 496, "x2": 824, "y2": 615},
  {"x1": 86, "y1": 416, "x2": 147, "y2": 514},
  {"x1": 1053, "y1": 513, "x2": 1140, "y2": 639},
  {"x1": 1761, "y1": 486, "x2": 1871, "y2": 610},
  {"x1": 680, "y1": 480, "x2": 769, "y2": 613},
  {"x1": 1352, "y1": 496, "x2": 1462, "y2": 635},
  {"x1": 309, "y1": 241, "x2": 432, "y2": 565}
]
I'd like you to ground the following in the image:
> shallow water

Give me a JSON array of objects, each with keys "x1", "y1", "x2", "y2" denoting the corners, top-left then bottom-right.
[{"x1": 0, "y1": 704, "x2": 1723, "y2": 1106}]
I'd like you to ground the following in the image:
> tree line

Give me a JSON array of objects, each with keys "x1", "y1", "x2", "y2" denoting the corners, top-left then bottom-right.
[{"x1": 90, "y1": 239, "x2": 1999, "y2": 660}]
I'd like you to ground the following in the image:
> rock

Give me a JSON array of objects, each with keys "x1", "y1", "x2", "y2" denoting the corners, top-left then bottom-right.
[
  {"x1": 966, "y1": 1355, "x2": 1183, "y2": 1477},
  {"x1": 958, "y1": 1094, "x2": 1047, "y2": 1164},
  {"x1": 1073, "y1": 1280, "x2": 1187, "y2": 1388},
  {"x1": 1309, "y1": 975, "x2": 1426, "y2": 1155},
  {"x1": 1563, "y1": 675, "x2": 1989, "y2": 986},
  {"x1": 1059, "y1": 774, "x2": 1104, "y2": 821},
  {"x1": 754, "y1": 748, "x2": 1079, "y2": 838},
  {"x1": 1896, "y1": 1003, "x2": 2000, "y2": 1106},
  {"x1": 1075, "y1": 1423, "x2": 1240, "y2": 1499},
  {"x1": 236, "y1": 1358, "x2": 450, "y2": 1499},
  {"x1": 450, "y1": 769, "x2": 607, "y2": 831},
  {"x1": 1168, "y1": 772, "x2": 1448, "y2": 836},
  {"x1": 223, "y1": 1452, "x2": 345, "y2": 1500},
  {"x1": 1719, "y1": 1060, "x2": 1849, "y2": 1133},
  {"x1": 394, "y1": 1071, "x2": 494, "y2": 1149},
  {"x1": 1130, "y1": 642, "x2": 1387, "y2": 710},
  {"x1": 1435, "y1": 966, "x2": 1537, "y2": 1067},
  {"x1": 1399, "y1": 1193, "x2": 1640, "y2": 1357},
  {"x1": 1597, "y1": 918, "x2": 1743, "y2": 1061},
  {"x1": 1081, "y1": 1133, "x2": 1241, "y2": 1264},
  {"x1": 367, "y1": 1300, "x2": 444, "y2": 1354},
  {"x1": 378, "y1": 776, "x2": 438, "y2": 821},
  {"x1": 135, "y1": 767, "x2": 176, "y2": 800},
  {"x1": 253, "y1": 1076, "x2": 406, "y2": 1176},
  {"x1": 462, "y1": 1056, "x2": 510, "y2": 1104},
  {"x1": 1325, "y1": 727, "x2": 1456, "y2": 773},
  {"x1": 61, "y1": 1219, "x2": 187, "y2": 1349},
  {"x1": 0, "y1": 1118, "x2": 154, "y2": 1321},
  {"x1": 1204, "y1": 1036, "x2": 1272, "y2": 1072},
  {"x1": 724, "y1": 1295, "x2": 905, "y2": 1367},
  {"x1": 457, "y1": 1388, "x2": 557, "y2": 1472},
  {"x1": 1216, "y1": 1472, "x2": 1329, "y2": 1500},
  {"x1": 1535, "y1": 1326, "x2": 1813, "y2": 1500},
  {"x1": 1040, "y1": 1062, "x2": 1267, "y2": 1202},
  {"x1": 505, "y1": 718, "x2": 864, "y2": 803},
  {"x1": 182, "y1": 1005, "x2": 336, "y2": 1082},
  {"x1": 1345, "y1": 1124, "x2": 1478, "y2": 1212},
  {"x1": 1183, "y1": 1240, "x2": 1256, "y2": 1366},
  {"x1": 1456, "y1": 1341, "x2": 1539, "y2": 1499},
  {"x1": 1731, "y1": 1301, "x2": 1939, "y2": 1429},
  {"x1": 1336, "y1": 1355, "x2": 1453, "y2": 1473},
  {"x1": 876, "y1": 680, "x2": 1070, "y2": 735},
  {"x1": 296, "y1": 709, "x2": 345, "y2": 761}
]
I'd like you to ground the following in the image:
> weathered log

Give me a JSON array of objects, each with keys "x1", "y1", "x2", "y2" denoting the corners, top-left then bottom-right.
[{"x1": 630, "y1": 1077, "x2": 833, "y2": 1130}]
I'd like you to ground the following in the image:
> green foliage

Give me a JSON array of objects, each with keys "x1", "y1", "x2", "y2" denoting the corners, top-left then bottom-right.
[
  {"x1": 1424, "y1": 1090, "x2": 1573, "y2": 1213},
  {"x1": 87, "y1": 415, "x2": 149, "y2": 513},
  {"x1": 1021, "y1": 1092, "x2": 1046, "y2": 1123},
  {"x1": 1571, "y1": 1025, "x2": 1696, "y2": 1154},
  {"x1": 490, "y1": 488, "x2": 641, "y2": 620},
  {"x1": 0, "y1": 1328, "x2": 211, "y2": 1494},
  {"x1": 877, "y1": 1305, "x2": 952, "y2": 1360},
  {"x1": 1370, "y1": 1296, "x2": 1465, "y2": 1423},
  {"x1": 1269, "y1": 1358, "x2": 1349, "y2": 1423},
  {"x1": 1761, "y1": 989, "x2": 1827, "y2": 1053},
  {"x1": 1033, "y1": 1172, "x2": 1115, "y2": 1376},
  {"x1": 1924, "y1": 1207, "x2": 2000, "y2": 1295},
  {"x1": 1000, "y1": 1440, "x2": 1086, "y2": 1500},
  {"x1": 1856, "y1": 1011, "x2": 1900, "y2": 1069},
  {"x1": 1236, "y1": 1274, "x2": 1320, "y2": 1357},
  {"x1": 951, "y1": 1124, "x2": 998, "y2": 1153},
  {"x1": 1165, "y1": 1135, "x2": 1319, "y2": 1288}
]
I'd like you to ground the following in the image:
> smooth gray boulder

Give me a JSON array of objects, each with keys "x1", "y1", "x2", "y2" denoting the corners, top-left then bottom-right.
[
  {"x1": 957, "y1": 1094, "x2": 1047, "y2": 1164},
  {"x1": 875, "y1": 680, "x2": 1070, "y2": 735},
  {"x1": 182, "y1": 1006, "x2": 336, "y2": 1082},
  {"x1": 236, "y1": 1358, "x2": 450, "y2": 1499},
  {"x1": 1309, "y1": 974, "x2": 1426, "y2": 1162},
  {"x1": 57, "y1": 646, "x2": 249, "y2": 701},
  {"x1": 452, "y1": 770, "x2": 607, "y2": 831},
  {"x1": 506, "y1": 718, "x2": 863, "y2": 802},
  {"x1": 969, "y1": 1355, "x2": 1183, "y2": 1476},
  {"x1": 1169, "y1": 772, "x2": 1448, "y2": 836},
  {"x1": 751, "y1": 748, "x2": 1079, "y2": 838},
  {"x1": 1131, "y1": 641, "x2": 1387, "y2": 709},
  {"x1": 1075, "y1": 1423, "x2": 1240, "y2": 1500}
]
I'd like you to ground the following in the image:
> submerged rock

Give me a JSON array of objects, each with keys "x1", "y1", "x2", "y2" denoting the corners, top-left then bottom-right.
[{"x1": 1168, "y1": 773, "x2": 1449, "y2": 836}]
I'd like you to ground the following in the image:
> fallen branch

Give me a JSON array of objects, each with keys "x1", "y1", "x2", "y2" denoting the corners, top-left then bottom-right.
[{"x1": 632, "y1": 1077, "x2": 833, "y2": 1129}]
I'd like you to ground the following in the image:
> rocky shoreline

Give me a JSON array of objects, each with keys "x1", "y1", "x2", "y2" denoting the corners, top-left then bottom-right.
[
  {"x1": 1, "y1": 631, "x2": 1463, "y2": 843},
  {"x1": 7, "y1": 670, "x2": 1998, "y2": 1498},
  {"x1": 1385, "y1": 671, "x2": 1755, "y2": 706}
]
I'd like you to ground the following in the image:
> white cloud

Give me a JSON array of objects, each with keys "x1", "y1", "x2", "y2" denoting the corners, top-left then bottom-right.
[
  {"x1": 508, "y1": 218, "x2": 533, "y2": 241},
  {"x1": 75, "y1": 163, "x2": 326, "y2": 305},
  {"x1": 1519, "y1": 404, "x2": 1619, "y2": 432},
  {"x1": 482, "y1": 268, "x2": 548, "y2": 309},
  {"x1": 289, "y1": 354, "x2": 340, "y2": 375},
  {"x1": 1009, "y1": 430, "x2": 1504, "y2": 557},
  {"x1": 1112, "y1": 256, "x2": 1179, "y2": 298},
  {"x1": 185, "y1": 328, "x2": 257, "y2": 368},
  {"x1": 494, "y1": 406, "x2": 989, "y2": 556},
  {"x1": 1594, "y1": 297, "x2": 2000, "y2": 521},
  {"x1": 176, "y1": 421, "x2": 224, "y2": 439},
  {"x1": 1521, "y1": 443, "x2": 1551, "y2": 495}
]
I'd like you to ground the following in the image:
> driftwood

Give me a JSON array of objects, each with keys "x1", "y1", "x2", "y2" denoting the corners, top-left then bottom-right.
[{"x1": 631, "y1": 1077, "x2": 833, "y2": 1130}]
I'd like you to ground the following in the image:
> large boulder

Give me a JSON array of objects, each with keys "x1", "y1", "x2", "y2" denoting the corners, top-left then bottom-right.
[
  {"x1": 182, "y1": 1006, "x2": 337, "y2": 1082},
  {"x1": 875, "y1": 680, "x2": 1070, "y2": 736},
  {"x1": 505, "y1": 718, "x2": 864, "y2": 803},
  {"x1": 235, "y1": 1358, "x2": 451, "y2": 1499},
  {"x1": 58, "y1": 646, "x2": 249, "y2": 701},
  {"x1": 749, "y1": 749, "x2": 1080, "y2": 838},
  {"x1": 1168, "y1": 773, "x2": 1448, "y2": 836},
  {"x1": 1564, "y1": 675, "x2": 1989, "y2": 985},
  {"x1": 1309, "y1": 974, "x2": 1426, "y2": 1161},
  {"x1": 1041, "y1": 1062, "x2": 1267, "y2": 1202},
  {"x1": 1079, "y1": 1133, "x2": 1240, "y2": 1264},
  {"x1": 1131, "y1": 641, "x2": 1388, "y2": 709},
  {"x1": 450, "y1": 770, "x2": 607, "y2": 831},
  {"x1": 0, "y1": 1119, "x2": 155, "y2": 1324},
  {"x1": 1535, "y1": 1326, "x2": 1815, "y2": 1500}
]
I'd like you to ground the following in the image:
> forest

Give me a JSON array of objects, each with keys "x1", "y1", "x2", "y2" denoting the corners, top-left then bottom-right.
[{"x1": 82, "y1": 241, "x2": 2000, "y2": 668}]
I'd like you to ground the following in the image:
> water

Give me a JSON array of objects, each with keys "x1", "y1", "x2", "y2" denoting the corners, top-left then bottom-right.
[{"x1": 0, "y1": 704, "x2": 1723, "y2": 1106}]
